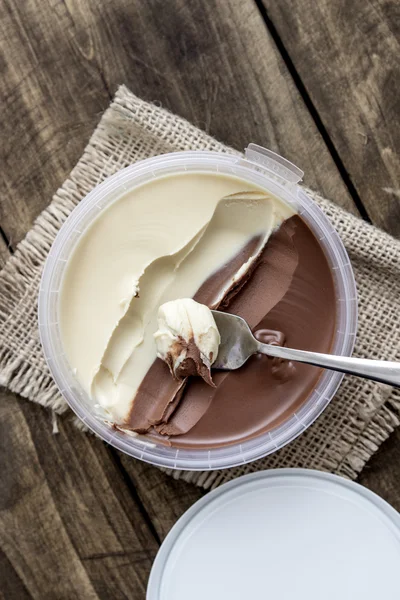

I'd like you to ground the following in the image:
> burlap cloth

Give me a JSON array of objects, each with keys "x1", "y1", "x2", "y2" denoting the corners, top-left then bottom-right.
[{"x1": 1, "y1": 86, "x2": 399, "y2": 490}]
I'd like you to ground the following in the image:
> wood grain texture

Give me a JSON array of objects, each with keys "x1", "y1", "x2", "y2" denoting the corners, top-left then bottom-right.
[
  {"x1": 0, "y1": 392, "x2": 159, "y2": 599},
  {"x1": 118, "y1": 456, "x2": 204, "y2": 542},
  {"x1": 261, "y1": 0, "x2": 400, "y2": 237},
  {"x1": 71, "y1": 0, "x2": 357, "y2": 212},
  {"x1": 0, "y1": 0, "x2": 357, "y2": 249},
  {"x1": 0, "y1": 0, "x2": 111, "y2": 246}
]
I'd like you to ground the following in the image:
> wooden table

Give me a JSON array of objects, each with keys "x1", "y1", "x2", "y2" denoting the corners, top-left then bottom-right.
[{"x1": 1, "y1": 1, "x2": 399, "y2": 597}]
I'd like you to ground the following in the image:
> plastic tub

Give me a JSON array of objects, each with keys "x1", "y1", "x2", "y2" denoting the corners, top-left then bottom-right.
[{"x1": 38, "y1": 144, "x2": 357, "y2": 470}]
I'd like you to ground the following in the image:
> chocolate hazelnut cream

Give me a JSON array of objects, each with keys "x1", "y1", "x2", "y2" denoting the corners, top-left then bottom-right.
[{"x1": 60, "y1": 172, "x2": 336, "y2": 449}]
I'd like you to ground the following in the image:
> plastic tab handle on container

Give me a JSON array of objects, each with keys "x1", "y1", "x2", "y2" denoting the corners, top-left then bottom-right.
[{"x1": 245, "y1": 144, "x2": 304, "y2": 185}]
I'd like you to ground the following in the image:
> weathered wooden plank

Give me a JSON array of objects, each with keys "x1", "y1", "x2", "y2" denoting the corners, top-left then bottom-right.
[
  {"x1": 0, "y1": 0, "x2": 357, "y2": 249},
  {"x1": 0, "y1": 391, "x2": 158, "y2": 599},
  {"x1": 80, "y1": 0, "x2": 357, "y2": 212},
  {"x1": 0, "y1": 394, "x2": 99, "y2": 598},
  {"x1": 261, "y1": 0, "x2": 400, "y2": 237},
  {"x1": 0, "y1": 0, "x2": 111, "y2": 245},
  {"x1": 118, "y1": 456, "x2": 204, "y2": 542}
]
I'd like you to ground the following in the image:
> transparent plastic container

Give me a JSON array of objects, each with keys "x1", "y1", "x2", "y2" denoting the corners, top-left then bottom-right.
[{"x1": 38, "y1": 144, "x2": 358, "y2": 470}]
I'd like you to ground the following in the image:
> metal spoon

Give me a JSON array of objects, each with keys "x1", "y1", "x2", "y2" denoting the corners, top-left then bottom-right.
[{"x1": 211, "y1": 311, "x2": 400, "y2": 387}]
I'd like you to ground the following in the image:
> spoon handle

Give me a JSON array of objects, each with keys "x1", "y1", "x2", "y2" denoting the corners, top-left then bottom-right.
[{"x1": 256, "y1": 343, "x2": 400, "y2": 388}]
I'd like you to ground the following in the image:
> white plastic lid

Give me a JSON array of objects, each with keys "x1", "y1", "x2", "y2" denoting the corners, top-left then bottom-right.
[{"x1": 147, "y1": 469, "x2": 400, "y2": 600}]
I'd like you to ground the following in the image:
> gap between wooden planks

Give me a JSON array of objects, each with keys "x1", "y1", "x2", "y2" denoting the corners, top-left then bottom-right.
[
  {"x1": 0, "y1": 392, "x2": 202, "y2": 598},
  {"x1": 259, "y1": 0, "x2": 400, "y2": 237}
]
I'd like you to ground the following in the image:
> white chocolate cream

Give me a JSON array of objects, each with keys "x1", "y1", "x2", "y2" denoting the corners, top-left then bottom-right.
[
  {"x1": 154, "y1": 298, "x2": 220, "y2": 382},
  {"x1": 60, "y1": 172, "x2": 295, "y2": 423}
]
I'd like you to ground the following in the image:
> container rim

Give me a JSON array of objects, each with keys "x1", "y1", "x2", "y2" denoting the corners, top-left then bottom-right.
[{"x1": 38, "y1": 150, "x2": 358, "y2": 470}]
